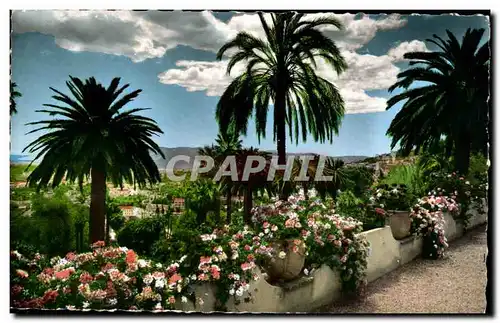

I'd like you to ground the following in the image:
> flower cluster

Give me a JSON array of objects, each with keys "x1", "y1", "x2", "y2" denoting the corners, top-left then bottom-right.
[
  {"x1": 368, "y1": 184, "x2": 412, "y2": 212},
  {"x1": 251, "y1": 193, "x2": 370, "y2": 294},
  {"x1": 409, "y1": 191, "x2": 459, "y2": 258},
  {"x1": 10, "y1": 243, "x2": 190, "y2": 311},
  {"x1": 429, "y1": 171, "x2": 487, "y2": 225}
]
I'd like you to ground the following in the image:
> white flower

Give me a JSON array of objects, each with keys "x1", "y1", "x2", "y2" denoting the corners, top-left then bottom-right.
[
  {"x1": 82, "y1": 301, "x2": 90, "y2": 309},
  {"x1": 229, "y1": 289, "x2": 235, "y2": 295},
  {"x1": 324, "y1": 223, "x2": 331, "y2": 230},
  {"x1": 138, "y1": 259, "x2": 147, "y2": 268},
  {"x1": 190, "y1": 274, "x2": 197, "y2": 280},
  {"x1": 108, "y1": 298, "x2": 117, "y2": 306},
  {"x1": 179, "y1": 255, "x2": 187, "y2": 263},
  {"x1": 143, "y1": 274, "x2": 154, "y2": 285},
  {"x1": 155, "y1": 263, "x2": 163, "y2": 269},
  {"x1": 278, "y1": 251, "x2": 287, "y2": 259},
  {"x1": 233, "y1": 274, "x2": 240, "y2": 280},
  {"x1": 155, "y1": 278, "x2": 165, "y2": 289},
  {"x1": 154, "y1": 302, "x2": 162, "y2": 310},
  {"x1": 235, "y1": 288, "x2": 244, "y2": 297},
  {"x1": 264, "y1": 228, "x2": 270, "y2": 234},
  {"x1": 119, "y1": 247, "x2": 128, "y2": 253},
  {"x1": 303, "y1": 268, "x2": 309, "y2": 275},
  {"x1": 177, "y1": 284, "x2": 182, "y2": 293},
  {"x1": 181, "y1": 296, "x2": 188, "y2": 303},
  {"x1": 198, "y1": 297, "x2": 204, "y2": 305},
  {"x1": 231, "y1": 252, "x2": 239, "y2": 260},
  {"x1": 377, "y1": 193, "x2": 382, "y2": 198},
  {"x1": 259, "y1": 232, "x2": 264, "y2": 237},
  {"x1": 465, "y1": 181, "x2": 470, "y2": 185}
]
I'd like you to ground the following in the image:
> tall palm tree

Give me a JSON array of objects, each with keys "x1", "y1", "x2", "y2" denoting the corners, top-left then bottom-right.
[
  {"x1": 216, "y1": 12, "x2": 347, "y2": 199},
  {"x1": 23, "y1": 76, "x2": 165, "y2": 243},
  {"x1": 10, "y1": 81, "x2": 22, "y2": 116},
  {"x1": 386, "y1": 28, "x2": 490, "y2": 175}
]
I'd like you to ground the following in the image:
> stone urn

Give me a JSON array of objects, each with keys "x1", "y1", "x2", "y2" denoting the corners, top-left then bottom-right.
[
  {"x1": 387, "y1": 211, "x2": 411, "y2": 240},
  {"x1": 264, "y1": 239, "x2": 306, "y2": 282}
]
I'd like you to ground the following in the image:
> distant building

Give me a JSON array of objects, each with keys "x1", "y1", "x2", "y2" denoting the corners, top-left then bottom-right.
[{"x1": 118, "y1": 205, "x2": 144, "y2": 220}]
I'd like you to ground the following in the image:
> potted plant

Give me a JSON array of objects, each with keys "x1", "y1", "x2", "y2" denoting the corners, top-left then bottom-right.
[
  {"x1": 251, "y1": 196, "x2": 309, "y2": 282},
  {"x1": 370, "y1": 184, "x2": 413, "y2": 240}
]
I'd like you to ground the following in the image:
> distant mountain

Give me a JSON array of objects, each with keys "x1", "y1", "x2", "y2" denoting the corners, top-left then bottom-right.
[
  {"x1": 152, "y1": 147, "x2": 369, "y2": 170},
  {"x1": 10, "y1": 155, "x2": 32, "y2": 164}
]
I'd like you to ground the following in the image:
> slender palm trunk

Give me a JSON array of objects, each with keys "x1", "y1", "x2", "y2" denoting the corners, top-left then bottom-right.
[
  {"x1": 243, "y1": 186, "x2": 253, "y2": 224},
  {"x1": 89, "y1": 168, "x2": 106, "y2": 243},
  {"x1": 276, "y1": 84, "x2": 289, "y2": 200},
  {"x1": 455, "y1": 131, "x2": 471, "y2": 175},
  {"x1": 226, "y1": 184, "x2": 232, "y2": 224},
  {"x1": 302, "y1": 182, "x2": 309, "y2": 200}
]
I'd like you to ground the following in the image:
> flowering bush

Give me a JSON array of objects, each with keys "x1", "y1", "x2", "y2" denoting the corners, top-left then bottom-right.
[
  {"x1": 369, "y1": 184, "x2": 414, "y2": 212},
  {"x1": 251, "y1": 193, "x2": 370, "y2": 295},
  {"x1": 428, "y1": 171, "x2": 487, "y2": 226},
  {"x1": 11, "y1": 194, "x2": 371, "y2": 312},
  {"x1": 409, "y1": 191, "x2": 459, "y2": 259},
  {"x1": 10, "y1": 242, "x2": 191, "y2": 311}
]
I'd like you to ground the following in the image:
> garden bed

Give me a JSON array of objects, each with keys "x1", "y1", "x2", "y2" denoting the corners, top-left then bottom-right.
[{"x1": 173, "y1": 200, "x2": 487, "y2": 312}]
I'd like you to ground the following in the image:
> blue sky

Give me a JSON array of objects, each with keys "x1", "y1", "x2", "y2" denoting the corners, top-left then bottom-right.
[{"x1": 10, "y1": 11, "x2": 490, "y2": 158}]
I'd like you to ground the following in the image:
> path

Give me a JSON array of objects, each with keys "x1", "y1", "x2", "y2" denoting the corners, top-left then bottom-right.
[{"x1": 318, "y1": 224, "x2": 488, "y2": 314}]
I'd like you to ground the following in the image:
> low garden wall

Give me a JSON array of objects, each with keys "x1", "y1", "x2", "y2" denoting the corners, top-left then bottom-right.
[{"x1": 177, "y1": 199, "x2": 488, "y2": 313}]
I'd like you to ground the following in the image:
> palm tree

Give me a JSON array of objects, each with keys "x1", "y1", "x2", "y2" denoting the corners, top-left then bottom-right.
[
  {"x1": 233, "y1": 147, "x2": 271, "y2": 223},
  {"x1": 199, "y1": 130, "x2": 243, "y2": 223},
  {"x1": 216, "y1": 13, "x2": 347, "y2": 198},
  {"x1": 23, "y1": 76, "x2": 165, "y2": 243},
  {"x1": 386, "y1": 28, "x2": 490, "y2": 175},
  {"x1": 10, "y1": 81, "x2": 22, "y2": 116}
]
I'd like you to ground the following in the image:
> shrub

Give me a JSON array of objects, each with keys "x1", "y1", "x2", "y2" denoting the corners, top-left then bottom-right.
[
  {"x1": 336, "y1": 190, "x2": 386, "y2": 232},
  {"x1": 117, "y1": 215, "x2": 167, "y2": 255},
  {"x1": 380, "y1": 163, "x2": 428, "y2": 197},
  {"x1": 369, "y1": 183, "x2": 415, "y2": 212}
]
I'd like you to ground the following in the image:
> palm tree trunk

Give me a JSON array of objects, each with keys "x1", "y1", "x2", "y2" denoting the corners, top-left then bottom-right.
[
  {"x1": 303, "y1": 182, "x2": 309, "y2": 200},
  {"x1": 226, "y1": 184, "x2": 232, "y2": 224},
  {"x1": 89, "y1": 168, "x2": 106, "y2": 243},
  {"x1": 243, "y1": 186, "x2": 253, "y2": 224},
  {"x1": 276, "y1": 85, "x2": 289, "y2": 200},
  {"x1": 455, "y1": 132, "x2": 471, "y2": 175}
]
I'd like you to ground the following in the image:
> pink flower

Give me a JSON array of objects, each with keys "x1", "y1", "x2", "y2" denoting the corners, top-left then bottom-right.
[
  {"x1": 16, "y1": 269, "x2": 28, "y2": 279},
  {"x1": 42, "y1": 289, "x2": 59, "y2": 304},
  {"x1": 55, "y1": 268, "x2": 75, "y2": 280},
  {"x1": 65, "y1": 252, "x2": 76, "y2": 261},
  {"x1": 11, "y1": 284, "x2": 23, "y2": 296},
  {"x1": 168, "y1": 296, "x2": 176, "y2": 304},
  {"x1": 340, "y1": 255, "x2": 348, "y2": 263},
  {"x1": 91, "y1": 241, "x2": 105, "y2": 249},
  {"x1": 125, "y1": 250, "x2": 137, "y2": 265},
  {"x1": 244, "y1": 245, "x2": 251, "y2": 251},
  {"x1": 199, "y1": 256, "x2": 212, "y2": 266},
  {"x1": 198, "y1": 273, "x2": 209, "y2": 281},
  {"x1": 374, "y1": 208, "x2": 386, "y2": 215},
  {"x1": 241, "y1": 262, "x2": 255, "y2": 271},
  {"x1": 285, "y1": 219, "x2": 296, "y2": 228},
  {"x1": 210, "y1": 266, "x2": 221, "y2": 280},
  {"x1": 262, "y1": 221, "x2": 270, "y2": 229},
  {"x1": 168, "y1": 273, "x2": 182, "y2": 285},
  {"x1": 79, "y1": 272, "x2": 93, "y2": 284},
  {"x1": 247, "y1": 254, "x2": 255, "y2": 262}
]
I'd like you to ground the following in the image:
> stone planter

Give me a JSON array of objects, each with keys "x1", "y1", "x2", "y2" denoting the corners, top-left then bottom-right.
[
  {"x1": 264, "y1": 239, "x2": 306, "y2": 282},
  {"x1": 387, "y1": 210, "x2": 411, "y2": 240}
]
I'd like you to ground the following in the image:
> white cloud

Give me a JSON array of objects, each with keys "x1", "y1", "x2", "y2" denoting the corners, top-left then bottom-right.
[
  {"x1": 12, "y1": 10, "x2": 234, "y2": 62},
  {"x1": 12, "y1": 10, "x2": 417, "y2": 114},
  {"x1": 387, "y1": 40, "x2": 429, "y2": 62}
]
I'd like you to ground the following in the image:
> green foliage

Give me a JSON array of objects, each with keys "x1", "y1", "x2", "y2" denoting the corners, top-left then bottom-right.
[
  {"x1": 106, "y1": 203, "x2": 125, "y2": 231},
  {"x1": 11, "y1": 195, "x2": 89, "y2": 257},
  {"x1": 111, "y1": 194, "x2": 147, "y2": 208},
  {"x1": 10, "y1": 186, "x2": 36, "y2": 201},
  {"x1": 10, "y1": 164, "x2": 36, "y2": 182},
  {"x1": 380, "y1": 163, "x2": 427, "y2": 197},
  {"x1": 335, "y1": 190, "x2": 386, "y2": 232},
  {"x1": 116, "y1": 215, "x2": 167, "y2": 255},
  {"x1": 184, "y1": 179, "x2": 221, "y2": 224},
  {"x1": 342, "y1": 166, "x2": 375, "y2": 196},
  {"x1": 386, "y1": 28, "x2": 489, "y2": 174}
]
